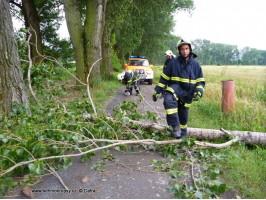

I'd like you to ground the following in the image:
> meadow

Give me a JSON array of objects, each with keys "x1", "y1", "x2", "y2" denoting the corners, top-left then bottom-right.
[
  {"x1": 153, "y1": 65, "x2": 266, "y2": 132},
  {"x1": 153, "y1": 65, "x2": 266, "y2": 198}
]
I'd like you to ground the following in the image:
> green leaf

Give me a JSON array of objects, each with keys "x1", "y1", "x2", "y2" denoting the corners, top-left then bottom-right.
[
  {"x1": 2, "y1": 138, "x2": 9, "y2": 143},
  {"x1": 174, "y1": 183, "x2": 181, "y2": 191},
  {"x1": 169, "y1": 170, "x2": 179, "y2": 179},
  {"x1": 194, "y1": 191, "x2": 203, "y2": 199},
  {"x1": 28, "y1": 163, "x2": 36, "y2": 173},
  {"x1": 72, "y1": 136, "x2": 79, "y2": 143},
  {"x1": 16, "y1": 149, "x2": 24, "y2": 156}
]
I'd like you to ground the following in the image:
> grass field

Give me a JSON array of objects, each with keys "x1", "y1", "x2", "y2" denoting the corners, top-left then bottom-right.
[
  {"x1": 153, "y1": 65, "x2": 266, "y2": 198},
  {"x1": 153, "y1": 65, "x2": 266, "y2": 132}
]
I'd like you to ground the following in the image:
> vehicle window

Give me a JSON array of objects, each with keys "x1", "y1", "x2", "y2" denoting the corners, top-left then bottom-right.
[
  {"x1": 129, "y1": 60, "x2": 137, "y2": 65},
  {"x1": 142, "y1": 60, "x2": 149, "y2": 66},
  {"x1": 129, "y1": 59, "x2": 149, "y2": 66}
]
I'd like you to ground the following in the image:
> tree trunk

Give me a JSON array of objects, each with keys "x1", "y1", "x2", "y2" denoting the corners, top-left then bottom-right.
[
  {"x1": 101, "y1": 22, "x2": 113, "y2": 78},
  {"x1": 0, "y1": 0, "x2": 29, "y2": 116},
  {"x1": 83, "y1": 115, "x2": 266, "y2": 145},
  {"x1": 64, "y1": 0, "x2": 86, "y2": 83},
  {"x1": 187, "y1": 128, "x2": 266, "y2": 145},
  {"x1": 64, "y1": 0, "x2": 107, "y2": 84},
  {"x1": 84, "y1": 0, "x2": 107, "y2": 80},
  {"x1": 125, "y1": 119, "x2": 266, "y2": 145},
  {"x1": 22, "y1": 0, "x2": 43, "y2": 64}
]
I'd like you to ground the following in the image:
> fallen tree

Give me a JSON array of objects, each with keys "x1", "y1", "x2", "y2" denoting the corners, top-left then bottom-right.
[
  {"x1": 133, "y1": 119, "x2": 266, "y2": 145},
  {"x1": 82, "y1": 114, "x2": 266, "y2": 145},
  {"x1": 188, "y1": 127, "x2": 266, "y2": 145}
]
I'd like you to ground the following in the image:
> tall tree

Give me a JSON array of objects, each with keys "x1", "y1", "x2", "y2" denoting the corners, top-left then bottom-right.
[
  {"x1": 64, "y1": 0, "x2": 107, "y2": 83},
  {"x1": 0, "y1": 0, "x2": 29, "y2": 116},
  {"x1": 22, "y1": 0, "x2": 43, "y2": 63},
  {"x1": 113, "y1": 0, "x2": 194, "y2": 64},
  {"x1": 101, "y1": 0, "x2": 131, "y2": 76},
  {"x1": 10, "y1": 0, "x2": 43, "y2": 64}
]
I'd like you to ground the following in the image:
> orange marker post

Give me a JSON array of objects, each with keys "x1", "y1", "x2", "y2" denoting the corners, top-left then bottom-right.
[{"x1": 221, "y1": 80, "x2": 235, "y2": 112}]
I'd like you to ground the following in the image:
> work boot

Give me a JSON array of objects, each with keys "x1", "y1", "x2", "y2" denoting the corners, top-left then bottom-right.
[
  {"x1": 172, "y1": 126, "x2": 181, "y2": 139},
  {"x1": 136, "y1": 89, "x2": 140, "y2": 96},
  {"x1": 181, "y1": 129, "x2": 187, "y2": 138},
  {"x1": 125, "y1": 89, "x2": 130, "y2": 96}
]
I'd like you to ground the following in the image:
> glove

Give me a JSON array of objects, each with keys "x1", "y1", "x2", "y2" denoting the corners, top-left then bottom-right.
[
  {"x1": 152, "y1": 91, "x2": 159, "y2": 102},
  {"x1": 193, "y1": 90, "x2": 202, "y2": 101}
]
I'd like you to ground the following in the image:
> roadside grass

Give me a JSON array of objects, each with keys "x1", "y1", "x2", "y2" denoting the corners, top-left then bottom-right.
[
  {"x1": 153, "y1": 65, "x2": 266, "y2": 198},
  {"x1": 91, "y1": 74, "x2": 123, "y2": 113},
  {"x1": 219, "y1": 143, "x2": 266, "y2": 199},
  {"x1": 42, "y1": 64, "x2": 266, "y2": 198}
]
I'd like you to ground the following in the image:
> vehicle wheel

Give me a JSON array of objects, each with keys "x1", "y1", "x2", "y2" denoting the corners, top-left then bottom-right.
[{"x1": 148, "y1": 79, "x2": 153, "y2": 85}]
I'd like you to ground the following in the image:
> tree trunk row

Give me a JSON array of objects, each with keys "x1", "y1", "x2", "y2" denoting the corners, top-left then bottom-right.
[
  {"x1": 0, "y1": 0, "x2": 29, "y2": 116},
  {"x1": 64, "y1": 0, "x2": 107, "y2": 84}
]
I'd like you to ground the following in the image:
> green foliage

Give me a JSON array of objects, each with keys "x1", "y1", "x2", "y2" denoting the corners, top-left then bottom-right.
[
  {"x1": 110, "y1": 47, "x2": 122, "y2": 72},
  {"x1": 152, "y1": 140, "x2": 228, "y2": 198},
  {"x1": 14, "y1": 28, "x2": 28, "y2": 61},
  {"x1": 1, "y1": 58, "x2": 265, "y2": 199},
  {"x1": 0, "y1": 177, "x2": 19, "y2": 198},
  {"x1": 112, "y1": 0, "x2": 194, "y2": 63}
]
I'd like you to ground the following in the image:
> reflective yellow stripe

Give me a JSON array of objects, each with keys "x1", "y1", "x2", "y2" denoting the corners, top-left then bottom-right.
[
  {"x1": 180, "y1": 124, "x2": 187, "y2": 129},
  {"x1": 173, "y1": 94, "x2": 178, "y2": 101},
  {"x1": 171, "y1": 77, "x2": 196, "y2": 84},
  {"x1": 180, "y1": 78, "x2": 189, "y2": 83},
  {"x1": 196, "y1": 85, "x2": 204, "y2": 91},
  {"x1": 184, "y1": 103, "x2": 191, "y2": 107},
  {"x1": 166, "y1": 87, "x2": 175, "y2": 93},
  {"x1": 157, "y1": 83, "x2": 165, "y2": 88},
  {"x1": 166, "y1": 87, "x2": 178, "y2": 101},
  {"x1": 166, "y1": 108, "x2": 178, "y2": 115},
  {"x1": 196, "y1": 85, "x2": 204, "y2": 89},
  {"x1": 196, "y1": 78, "x2": 205, "y2": 82},
  {"x1": 171, "y1": 77, "x2": 181, "y2": 81},
  {"x1": 190, "y1": 80, "x2": 196, "y2": 84},
  {"x1": 161, "y1": 73, "x2": 170, "y2": 80}
]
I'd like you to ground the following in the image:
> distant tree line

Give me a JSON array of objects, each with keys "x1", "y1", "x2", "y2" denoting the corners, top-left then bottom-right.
[{"x1": 191, "y1": 39, "x2": 266, "y2": 66}]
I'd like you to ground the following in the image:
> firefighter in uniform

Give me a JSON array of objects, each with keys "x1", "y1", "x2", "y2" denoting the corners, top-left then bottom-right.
[
  {"x1": 124, "y1": 70, "x2": 141, "y2": 96},
  {"x1": 153, "y1": 39, "x2": 205, "y2": 139},
  {"x1": 164, "y1": 50, "x2": 175, "y2": 68},
  {"x1": 161, "y1": 50, "x2": 175, "y2": 98}
]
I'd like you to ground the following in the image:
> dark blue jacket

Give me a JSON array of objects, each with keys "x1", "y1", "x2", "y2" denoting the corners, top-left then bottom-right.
[
  {"x1": 155, "y1": 53, "x2": 205, "y2": 102},
  {"x1": 164, "y1": 58, "x2": 172, "y2": 68}
]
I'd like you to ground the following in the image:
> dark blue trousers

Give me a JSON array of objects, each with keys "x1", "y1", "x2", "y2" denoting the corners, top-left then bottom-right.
[{"x1": 163, "y1": 92, "x2": 189, "y2": 137}]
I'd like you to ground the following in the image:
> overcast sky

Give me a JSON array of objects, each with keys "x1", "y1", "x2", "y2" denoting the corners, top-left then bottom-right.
[{"x1": 173, "y1": 0, "x2": 266, "y2": 50}]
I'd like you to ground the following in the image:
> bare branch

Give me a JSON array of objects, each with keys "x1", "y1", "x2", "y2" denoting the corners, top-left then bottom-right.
[
  {"x1": 46, "y1": 164, "x2": 69, "y2": 190},
  {"x1": 86, "y1": 58, "x2": 102, "y2": 116},
  {"x1": 26, "y1": 30, "x2": 43, "y2": 107}
]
